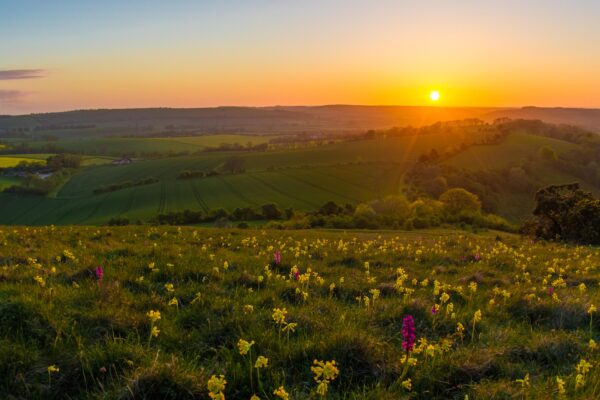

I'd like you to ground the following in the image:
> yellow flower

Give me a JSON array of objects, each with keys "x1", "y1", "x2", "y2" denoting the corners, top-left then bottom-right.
[
  {"x1": 556, "y1": 376, "x2": 566, "y2": 396},
  {"x1": 588, "y1": 304, "x2": 597, "y2": 315},
  {"x1": 207, "y1": 374, "x2": 227, "y2": 400},
  {"x1": 47, "y1": 365, "x2": 60, "y2": 373},
  {"x1": 473, "y1": 309, "x2": 482, "y2": 323},
  {"x1": 282, "y1": 322, "x2": 297, "y2": 334},
  {"x1": 273, "y1": 386, "x2": 289, "y2": 400},
  {"x1": 469, "y1": 281, "x2": 477, "y2": 293},
  {"x1": 272, "y1": 308, "x2": 287, "y2": 325},
  {"x1": 311, "y1": 359, "x2": 339, "y2": 382},
  {"x1": 589, "y1": 339, "x2": 598, "y2": 351},
  {"x1": 34, "y1": 275, "x2": 46, "y2": 287},
  {"x1": 402, "y1": 378, "x2": 412, "y2": 391},
  {"x1": 575, "y1": 359, "x2": 592, "y2": 375},
  {"x1": 575, "y1": 373, "x2": 585, "y2": 390},
  {"x1": 147, "y1": 310, "x2": 161, "y2": 322},
  {"x1": 316, "y1": 380, "x2": 329, "y2": 396},
  {"x1": 254, "y1": 356, "x2": 268, "y2": 369},
  {"x1": 168, "y1": 297, "x2": 178, "y2": 306},
  {"x1": 150, "y1": 326, "x2": 160, "y2": 337},
  {"x1": 243, "y1": 304, "x2": 254, "y2": 314},
  {"x1": 440, "y1": 292, "x2": 450, "y2": 303},
  {"x1": 164, "y1": 283, "x2": 175, "y2": 292},
  {"x1": 250, "y1": 395, "x2": 260, "y2": 400},
  {"x1": 237, "y1": 338, "x2": 255, "y2": 356}
]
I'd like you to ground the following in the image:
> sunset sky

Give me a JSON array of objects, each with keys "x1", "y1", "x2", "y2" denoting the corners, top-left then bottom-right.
[{"x1": 1, "y1": 0, "x2": 600, "y2": 114}]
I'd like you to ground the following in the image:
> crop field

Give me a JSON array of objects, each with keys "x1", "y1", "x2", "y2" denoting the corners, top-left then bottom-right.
[
  {"x1": 0, "y1": 155, "x2": 48, "y2": 168},
  {"x1": 24, "y1": 134, "x2": 278, "y2": 156},
  {"x1": 0, "y1": 226, "x2": 598, "y2": 399},
  {"x1": 443, "y1": 132, "x2": 579, "y2": 170},
  {"x1": 0, "y1": 134, "x2": 463, "y2": 225}
]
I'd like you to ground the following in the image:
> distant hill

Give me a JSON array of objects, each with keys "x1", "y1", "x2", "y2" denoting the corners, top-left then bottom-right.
[
  {"x1": 2, "y1": 105, "x2": 600, "y2": 137},
  {"x1": 483, "y1": 107, "x2": 600, "y2": 132},
  {"x1": 0, "y1": 106, "x2": 501, "y2": 136}
]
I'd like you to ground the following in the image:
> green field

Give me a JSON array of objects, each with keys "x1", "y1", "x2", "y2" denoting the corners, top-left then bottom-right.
[
  {"x1": 24, "y1": 134, "x2": 278, "y2": 156},
  {"x1": 0, "y1": 134, "x2": 468, "y2": 225},
  {"x1": 0, "y1": 226, "x2": 597, "y2": 399},
  {"x1": 444, "y1": 132, "x2": 579, "y2": 170}
]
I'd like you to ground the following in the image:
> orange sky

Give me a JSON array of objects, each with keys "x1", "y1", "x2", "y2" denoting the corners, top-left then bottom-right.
[{"x1": 2, "y1": 1, "x2": 600, "y2": 114}]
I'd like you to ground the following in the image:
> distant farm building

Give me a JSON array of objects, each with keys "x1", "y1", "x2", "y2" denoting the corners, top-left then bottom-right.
[{"x1": 112, "y1": 157, "x2": 133, "y2": 165}]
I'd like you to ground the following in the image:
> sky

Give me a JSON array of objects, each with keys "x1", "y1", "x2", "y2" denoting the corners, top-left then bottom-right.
[{"x1": 1, "y1": 0, "x2": 600, "y2": 114}]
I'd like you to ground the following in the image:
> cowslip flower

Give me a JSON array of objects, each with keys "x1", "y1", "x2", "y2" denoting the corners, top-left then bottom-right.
[
  {"x1": 147, "y1": 310, "x2": 161, "y2": 322},
  {"x1": 237, "y1": 338, "x2": 255, "y2": 356},
  {"x1": 401, "y1": 314, "x2": 416, "y2": 352},
  {"x1": 255, "y1": 356, "x2": 268, "y2": 369},
  {"x1": 402, "y1": 378, "x2": 412, "y2": 391},
  {"x1": 273, "y1": 386, "x2": 289, "y2": 400},
  {"x1": 207, "y1": 374, "x2": 227, "y2": 400}
]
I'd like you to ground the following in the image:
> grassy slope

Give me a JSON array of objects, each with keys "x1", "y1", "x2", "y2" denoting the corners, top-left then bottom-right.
[
  {"x1": 0, "y1": 226, "x2": 597, "y2": 399},
  {"x1": 0, "y1": 134, "x2": 459, "y2": 225},
  {"x1": 443, "y1": 132, "x2": 595, "y2": 222}
]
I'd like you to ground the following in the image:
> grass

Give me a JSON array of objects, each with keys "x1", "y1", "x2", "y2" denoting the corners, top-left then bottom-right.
[
  {"x1": 0, "y1": 134, "x2": 461, "y2": 225},
  {"x1": 444, "y1": 132, "x2": 579, "y2": 170},
  {"x1": 0, "y1": 176, "x2": 18, "y2": 190},
  {"x1": 0, "y1": 226, "x2": 597, "y2": 399}
]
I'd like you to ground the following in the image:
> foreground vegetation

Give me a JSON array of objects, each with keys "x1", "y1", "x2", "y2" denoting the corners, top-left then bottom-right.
[{"x1": 0, "y1": 226, "x2": 598, "y2": 399}]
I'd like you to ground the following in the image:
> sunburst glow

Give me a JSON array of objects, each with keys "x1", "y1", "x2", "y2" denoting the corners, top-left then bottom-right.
[{"x1": 430, "y1": 91, "x2": 440, "y2": 102}]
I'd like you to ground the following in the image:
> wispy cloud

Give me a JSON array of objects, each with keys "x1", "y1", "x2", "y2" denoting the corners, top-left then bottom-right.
[
  {"x1": 0, "y1": 69, "x2": 46, "y2": 80},
  {"x1": 0, "y1": 90, "x2": 24, "y2": 103}
]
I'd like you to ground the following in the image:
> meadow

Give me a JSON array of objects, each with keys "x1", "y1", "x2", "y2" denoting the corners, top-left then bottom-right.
[{"x1": 0, "y1": 226, "x2": 597, "y2": 399}]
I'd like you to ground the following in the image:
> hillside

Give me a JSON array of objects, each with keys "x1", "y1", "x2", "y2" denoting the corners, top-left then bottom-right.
[{"x1": 0, "y1": 226, "x2": 598, "y2": 399}]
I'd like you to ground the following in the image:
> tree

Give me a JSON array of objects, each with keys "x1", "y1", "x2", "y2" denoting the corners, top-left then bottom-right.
[
  {"x1": 318, "y1": 201, "x2": 344, "y2": 216},
  {"x1": 261, "y1": 203, "x2": 283, "y2": 220},
  {"x1": 539, "y1": 145, "x2": 557, "y2": 161},
  {"x1": 523, "y1": 183, "x2": 600, "y2": 243},
  {"x1": 439, "y1": 188, "x2": 481, "y2": 215}
]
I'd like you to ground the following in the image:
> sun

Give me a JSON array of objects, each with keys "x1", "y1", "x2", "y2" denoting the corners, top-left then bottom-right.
[{"x1": 429, "y1": 90, "x2": 440, "y2": 102}]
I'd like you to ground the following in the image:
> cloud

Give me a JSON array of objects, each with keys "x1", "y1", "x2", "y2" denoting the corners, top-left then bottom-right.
[
  {"x1": 0, "y1": 90, "x2": 24, "y2": 103},
  {"x1": 0, "y1": 69, "x2": 46, "y2": 80}
]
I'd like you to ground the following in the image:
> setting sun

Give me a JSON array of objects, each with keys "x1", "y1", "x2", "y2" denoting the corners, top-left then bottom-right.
[{"x1": 429, "y1": 90, "x2": 440, "y2": 102}]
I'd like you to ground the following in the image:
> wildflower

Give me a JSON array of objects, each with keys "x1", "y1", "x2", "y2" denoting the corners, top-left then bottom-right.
[
  {"x1": 440, "y1": 292, "x2": 450, "y2": 303},
  {"x1": 548, "y1": 286, "x2": 555, "y2": 296},
  {"x1": 168, "y1": 297, "x2": 178, "y2": 307},
  {"x1": 250, "y1": 396, "x2": 260, "y2": 400},
  {"x1": 150, "y1": 326, "x2": 160, "y2": 337},
  {"x1": 402, "y1": 378, "x2": 412, "y2": 391},
  {"x1": 401, "y1": 314, "x2": 416, "y2": 352},
  {"x1": 272, "y1": 308, "x2": 287, "y2": 325},
  {"x1": 274, "y1": 250, "x2": 281, "y2": 265},
  {"x1": 588, "y1": 304, "x2": 597, "y2": 314},
  {"x1": 243, "y1": 304, "x2": 254, "y2": 314},
  {"x1": 147, "y1": 310, "x2": 161, "y2": 322},
  {"x1": 164, "y1": 283, "x2": 175, "y2": 292},
  {"x1": 312, "y1": 360, "x2": 339, "y2": 397},
  {"x1": 556, "y1": 376, "x2": 566, "y2": 396},
  {"x1": 589, "y1": 339, "x2": 598, "y2": 351},
  {"x1": 273, "y1": 386, "x2": 289, "y2": 400},
  {"x1": 431, "y1": 304, "x2": 440, "y2": 315},
  {"x1": 207, "y1": 374, "x2": 227, "y2": 400},
  {"x1": 469, "y1": 281, "x2": 477, "y2": 294},
  {"x1": 254, "y1": 356, "x2": 268, "y2": 369},
  {"x1": 47, "y1": 365, "x2": 60, "y2": 373},
  {"x1": 34, "y1": 275, "x2": 46, "y2": 287},
  {"x1": 473, "y1": 309, "x2": 482, "y2": 323},
  {"x1": 456, "y1": 322, "x2": 465, "y2": 339},
  {"x1": 237, "y1": 339, "x2": 255, "y2": 356},
  {"x1": 95, "y1": 266, "x2": 104, "y2": 282}
]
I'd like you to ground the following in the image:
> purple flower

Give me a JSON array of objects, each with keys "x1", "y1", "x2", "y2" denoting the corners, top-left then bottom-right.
[
  {"x1": 294, "y1": 269, "x2": 300, "y2": 281},
  {"x1": 95, "y1": 266, "x2": 104, "y2": 282},
  {"x1": 474, "y1": 253, "x2": 481, "y2": 261},
  {"x1": 431, "y1": 305, "x2": 438, "y2": 315},
  {"x1": 401, "y1": 314, "x2": 416, "y2": 352},
  {"x1": 274, "y1": 250, "x2": 281, "y2": 265},
  {"x1": 548, "y1": 287, "x2": 555, "y2": 296}
]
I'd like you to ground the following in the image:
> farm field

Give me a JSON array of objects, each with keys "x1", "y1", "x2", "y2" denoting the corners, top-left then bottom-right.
[
  {"x1": 0, "y1": 226, "x2": 597, "y2": 399},
  {"x1": 443, "y1": 132, "x2": 579, "y2": 170},
  {"x1": 0, "y1": 154, "x2": 48, "y2": 167},
  {"x1": 22, "y1": 134, "x2": 278, "y2": 156},
  {"x1": 0, "y1": 134, "x2": 467, "y2": 225}
]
